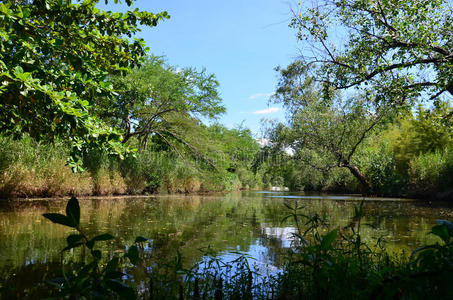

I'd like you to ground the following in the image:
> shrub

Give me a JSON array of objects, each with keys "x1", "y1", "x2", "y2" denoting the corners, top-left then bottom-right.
[
  {"x1": 359, "y1": 144, "x2": 407, "y2": 196},
  {"x1": 408, "y1": 149, "x2": 453, "y2": 197}
]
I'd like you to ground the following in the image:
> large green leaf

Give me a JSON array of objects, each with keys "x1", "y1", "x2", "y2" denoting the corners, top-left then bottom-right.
[
  {"x1": 126, "y1": 245, "x2": 140, "y2": 265},
  {"x1": 67, "y1": 234, "x2": 83, "y2": 245},
  {"x1": 66, "y1": 197, "x2": 80, "y2": 228},
  {"x1": 43, "y1": 213, "x2": 75, "y2": 228},
  {"x1": 431, "y1": 224, "x2": 450, "y2": 244},
  {"x1": 86, "y1": 233, "x2": 115, "y2": 249},
  {"x1": 321, "y1": 230, "x2": 337, "y2": 250}
]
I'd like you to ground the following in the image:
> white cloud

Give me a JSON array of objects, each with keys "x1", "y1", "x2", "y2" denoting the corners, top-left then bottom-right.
[
  {"x1": 249, "y1": 92, "x2": 273, "y2": 100},
  {"x1": 252, "y1": 107, "x2": 280, "y2": 114}
]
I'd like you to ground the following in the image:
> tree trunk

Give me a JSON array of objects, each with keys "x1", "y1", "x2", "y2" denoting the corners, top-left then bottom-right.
[{"x1": 346, "y1": 164, "x2": 372, "y2": 193}]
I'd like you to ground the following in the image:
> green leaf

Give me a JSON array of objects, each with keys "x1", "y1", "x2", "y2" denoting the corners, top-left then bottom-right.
[
  {"x1": 431, "y1": 224, "x2": 449, "y2": 243},
  {"x1": 91, "y1": 250, "x2": 102, "y2": 260},
  {"x1": 43, "y1": 213, "x2": 75, "y2": 228},
  {"x1": 134, "y1": 236, "x2": 148, "y2": 243},
  {"x1": 66, "y1": 196, "x2": 80, "y2": 228},
  {"x1": 105, "y1": 257, "x2": 120, "y2": 274},
  {"x1": 67, "y1": 234, "x2": 83, "y2": 245},
  {"x1": 321, "y1": 229, "x2": 337, "y2": 250},
  {"x1": 13, "y1": 66, "x2": 23, "y2": 74},
  {"x1": 126, "y1": 245, "x2": 140, "y2": 265},
  {"x1": 436, "y1": 219, "x2": 453, "y2": 235},
  {"x1": 106, "y1": 279, "x2": 136, "y2": 300},
  {"x1": 93, "y1": 233, "x2": 115, "y2": 241},
  {"x1": 86, "y1": 233, "x2": 115, "y2": 249},
  {"x1": 0, "y1": 3, "x2": 8, "y2": 14}
]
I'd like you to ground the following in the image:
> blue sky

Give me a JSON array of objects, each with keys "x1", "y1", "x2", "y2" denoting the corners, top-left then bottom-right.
[{"x1": 100, "y1": 0, "x2": 300, "y2": 137}]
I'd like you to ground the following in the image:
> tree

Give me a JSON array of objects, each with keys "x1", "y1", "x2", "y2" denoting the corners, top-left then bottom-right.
[
  {"x1": 99, "y1": 56, "x2": 225, "y2": 163},
  {"x1": 208, "y1": 124, "x2": 260, "y2": 171},
  {"x1": 271, "y1": 62, "x2": 392, "y2": 192},
  {"x1": 0, "y1": 0, "x2": 169, "y2": 169},
  {"x1": 388, "y1": 100, "x2": 453, "y2": 168},
  {"x1": 290, "y1": 0, "x2": 453, "y2": 106}
]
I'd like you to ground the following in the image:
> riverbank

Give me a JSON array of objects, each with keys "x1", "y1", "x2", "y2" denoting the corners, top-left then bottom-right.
[
  {"x1": 1, "y1": 135, "x2": 452, "y2": 201},
  {"x1": 0, "y1": 135, "x2": 264, "y2": 199}
]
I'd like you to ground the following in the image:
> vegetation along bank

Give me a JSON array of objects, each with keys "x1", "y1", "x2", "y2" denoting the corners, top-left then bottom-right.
[{"x1": 0, "y1": 0, "x2": 452, "y2": 200}]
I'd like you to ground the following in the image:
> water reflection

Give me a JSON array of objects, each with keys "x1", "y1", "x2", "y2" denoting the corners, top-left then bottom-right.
[
  {"x1": 261, "y1": 225, "x2": 296, "y2": 248},
  {"x1": 1, "y1": 191, "x2": 453, "y2": 296}
]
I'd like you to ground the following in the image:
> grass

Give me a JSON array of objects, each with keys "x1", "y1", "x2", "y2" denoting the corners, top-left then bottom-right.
[{"x1": 0, "y1": 135, "x2": 258, "y2": 198}]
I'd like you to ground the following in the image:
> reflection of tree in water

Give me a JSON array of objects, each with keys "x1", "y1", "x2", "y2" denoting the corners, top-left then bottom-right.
[{"x1": 2, "y1": 193, "x2": 453, "y2": 297}]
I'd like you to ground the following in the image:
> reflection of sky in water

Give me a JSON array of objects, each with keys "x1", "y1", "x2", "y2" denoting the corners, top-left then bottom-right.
[
  {"x1": 260, "y1": 224, "x2": 296, "y2": 248},
  {"x1": 204, "y1": 225, "x2": 297, "y2": 278},
  {"x1": 199, "y1": 239, "x2": 282, "y2": 280}
]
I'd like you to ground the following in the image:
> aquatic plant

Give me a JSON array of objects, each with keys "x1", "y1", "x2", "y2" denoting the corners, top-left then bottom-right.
[{"x1": 43, "y1": 197, "x2": 146, "y2": 299}]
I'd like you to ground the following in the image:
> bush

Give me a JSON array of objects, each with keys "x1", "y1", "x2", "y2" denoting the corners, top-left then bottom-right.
[
  {"x1": 407, "y1": 149, "x2": 453, "y2": 197},
  {"x1": 359, "y1": 144, "x2": 407, "y2": 196}
]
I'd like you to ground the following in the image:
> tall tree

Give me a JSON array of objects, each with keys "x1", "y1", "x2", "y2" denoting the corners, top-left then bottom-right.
[
  {"x1": 291, "y1": 0, "x2": 453, "y2": 106},
  {"x1": 0, "y1": 0, "x2": 168, "y2": 169},
  {"x1": 99, "y1": 56, "x2": 225, "y2": 163},
  {"x1": 271, "y1": 62, "x2": 392, "y2": 192}
]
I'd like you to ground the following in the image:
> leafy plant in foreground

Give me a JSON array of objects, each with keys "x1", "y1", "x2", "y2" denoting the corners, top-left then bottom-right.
[
  {"x1": 37, "y1": 197, "x2": 453, "y2": 299},
  {"x1": 43, "y1": 197, "x2": 147, "y2": 299},
  {"x1": 278, "y1": 200, "x2": 453, "y2": 299}
]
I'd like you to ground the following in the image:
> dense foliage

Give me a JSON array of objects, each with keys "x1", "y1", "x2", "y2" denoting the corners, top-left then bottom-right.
[
  {"x1": 1, "y1": 0, "x2": 452, "y2": 198},
  {"x1": 291, "y1": 0, "x2": 453, "y2": 104},
  {"x1": 0, "y1": 123, "x2": 264, "y2": 197},
  {"x1": 2, "y1": 1, "x2": 453, "y2": 299},
  {"x1": 256, "y1": 0, "x2": 453, "y2": 198},
  {"x1": 0, "y1": 0, "x2": 168, "y2": 169},
  {"x1": 0, "y1": 1, "x2": 264, "y2": 195}
]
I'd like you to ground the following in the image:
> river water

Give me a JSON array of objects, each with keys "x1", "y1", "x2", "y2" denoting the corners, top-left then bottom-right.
[{"x1": 1, "y1": 191, "x2": 453, "y2": 296}]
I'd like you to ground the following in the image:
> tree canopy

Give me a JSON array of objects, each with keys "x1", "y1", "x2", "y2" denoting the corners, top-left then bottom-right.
[
  {"x1": 291, "y1": 0, "x2": 453, "y2": 106},
  {"x1": 271, "y1": 62, "x2": 393, "y2": 192},
  {"x1": 0, "y1": 0, "x2": 168, "y2": 169},
  {"x1": 98, "y1": 56, "x2": 225, "y2": 165}
]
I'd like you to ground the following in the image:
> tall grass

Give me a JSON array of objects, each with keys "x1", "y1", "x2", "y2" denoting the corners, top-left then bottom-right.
[
  {"x1": 0, "y1": 135, "x2": 257, "y2": 198},
  {"x1": 0, "y1": 135, "x2": 92, "y2": 198},
  {"x1": 408, "y1": 149, "x2": 453, "y2": 197}
]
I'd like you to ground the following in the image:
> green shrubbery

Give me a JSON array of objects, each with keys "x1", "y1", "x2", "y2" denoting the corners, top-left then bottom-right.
[
  {"x1": 407, "y1": 149, "x2": 453, "y2": 197},
  {"x1": 0, "y1": 131, "x2": 264, "y2": 198},
  {"x1": 272, "y1": 201, "x2": 453, "y2": 299},
  {"x1": 258, "y1": 101, "x2": 453, "y2": 198}
]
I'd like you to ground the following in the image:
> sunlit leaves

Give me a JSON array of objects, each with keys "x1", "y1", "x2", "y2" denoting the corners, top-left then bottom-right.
[
  {"x1": 0, "y1": 0, "x2": 169, "y2": 165},
  {"x1": 291, "y1": 0, "x2": 453, "y2": 105}
]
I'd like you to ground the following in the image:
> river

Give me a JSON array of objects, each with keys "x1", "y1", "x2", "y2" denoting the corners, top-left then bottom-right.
[{"x1": 1, "y1": 191, "x2": 452, "y2": 297}]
